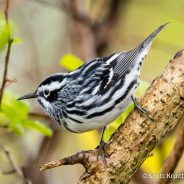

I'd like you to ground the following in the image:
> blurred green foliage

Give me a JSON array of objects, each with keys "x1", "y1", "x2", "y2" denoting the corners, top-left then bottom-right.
[
  {"x1": 0, "y1": 12, "x2": 10, "y2": 51},
  {"x1": 0, "y1": 11, "x2": 52, "y2": 137},
  {"x1": 60, "y1": 54, "x2": 84, "y2": 71},
  {"x1": 0, "y1": 92, "x2": 52, "y2": 137},
  {"x1": 0, "y1": 12, "x2": 22, "y2": 51}
]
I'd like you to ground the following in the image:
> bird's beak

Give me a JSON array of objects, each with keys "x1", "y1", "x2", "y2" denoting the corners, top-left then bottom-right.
[{"x1": 17, "y1": 92, "x2": 38, "y2": 100}]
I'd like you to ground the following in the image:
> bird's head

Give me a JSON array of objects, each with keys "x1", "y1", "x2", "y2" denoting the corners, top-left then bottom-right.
[{"x1": 18, "y1": 73, "x2": 67, "y2": 119}]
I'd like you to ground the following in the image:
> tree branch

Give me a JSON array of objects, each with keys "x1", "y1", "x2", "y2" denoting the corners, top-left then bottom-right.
[
  {"x1": 40, "y1": 49, "x2": 184, "y2": 183},
  {"x1": 40, "y1": 150, "x2": 91, "y2": 171},
  {"x1": 94, "y1": 0, "x2": 128, "y2": 54},
  {"x1": 0, "y1": 142, "x2": 31, "y2": 184},
  {"x1": 157, "y1": 116, "x2": 184, "y2": 184},
  {"x1": 32, "y1": 0, "x2": 126, "y2": 58},
  {"x1": 33, "y1": 0, "x2": 93, "y2": 28},
  {"x1": 29, "y1": 112, "x2": 49, "y2": 119},
  {"x1": 67, "y1": 0, "x2": 97, "y2": 60},
  {"x1": 0, "y1": 0, "x2": 13, "y2": 107}
]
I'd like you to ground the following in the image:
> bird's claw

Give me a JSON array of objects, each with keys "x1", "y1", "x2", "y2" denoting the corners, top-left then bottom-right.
[
  {"x1": 96, "y1": 140, "x2": 108, "y2": 164},
  {"x1": 131, "y1": 96, "x2": 155, "y2": 121}
]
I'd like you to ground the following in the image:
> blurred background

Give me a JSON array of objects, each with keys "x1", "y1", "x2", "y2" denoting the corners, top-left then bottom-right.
[{"x1": 0, "y1": 0, "x2": 184, "y2": 183}]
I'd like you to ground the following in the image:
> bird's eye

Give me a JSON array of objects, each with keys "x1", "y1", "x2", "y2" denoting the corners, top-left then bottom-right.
[{"x1": 43, "y1": 90, "x2": 50, "y2": 97}]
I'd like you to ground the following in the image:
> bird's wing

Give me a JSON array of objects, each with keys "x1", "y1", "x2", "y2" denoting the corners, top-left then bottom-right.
[
  {"x1": 76, "y1": 58, "x2": 113, "y2": 94},
  {"x1": 103, "y1": 23, "x2": 168, "y2": 78},
  {"x1": 76, "y1": 23, "x2": 168, "y2": 96}
]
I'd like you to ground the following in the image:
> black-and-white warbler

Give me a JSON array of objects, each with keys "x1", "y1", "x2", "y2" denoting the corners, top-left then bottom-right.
[{"x1": 18, "y1": 23, "x2": 168, "y2": 151}]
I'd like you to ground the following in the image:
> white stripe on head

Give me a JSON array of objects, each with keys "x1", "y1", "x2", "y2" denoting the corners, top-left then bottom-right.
[{"x1": 37, "y1": 78, "x2": 67, "y2": 93}]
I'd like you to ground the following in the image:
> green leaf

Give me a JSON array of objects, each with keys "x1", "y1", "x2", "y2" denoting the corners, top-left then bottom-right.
[
  {"x1": 8, "y1": 121, "x2": 25, "y2": 136},
  {"x1": 0, "y1": 92, "x2": 29, "y2": 135},
  {"x1": 13, "y1": 37, "x2": 23, "y2": 44},
  {"x1": 60, "y1": 54, "x2": 84, "y2": 71},
  {"x1": 1, "y1": 92, "x2": 30, "y2": 123},
  {"x1": 0, "y1": 20, "x2": 15, "y2": 52},
  {"x1": 0, "y1": 21, "x2": 9, "y2": 51},
  {"x1": 0, "y1": 112, "x2": 9, "y2": 125},
  {"x1": 0, "y1": 91, "x2": 53, "y2": 137},
  {"x1": 23, "y1": 119, "x2": 53, "y2": 137},
  {"x1": 0, "y1": 11, "x2": 2, "y2": 20}
]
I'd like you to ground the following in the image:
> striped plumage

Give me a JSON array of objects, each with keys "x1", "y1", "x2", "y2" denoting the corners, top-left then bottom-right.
[{"x1": 18, "y1": 23, "x2": 168, "y2": 133}]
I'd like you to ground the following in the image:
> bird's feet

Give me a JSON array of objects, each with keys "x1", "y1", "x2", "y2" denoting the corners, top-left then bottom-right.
[
  {"x1": 131, "y1": 96, "x2": 154, "y2": 121},
  {"x1": 96, "y1": 140, "x2": 108, "y2": 164}
]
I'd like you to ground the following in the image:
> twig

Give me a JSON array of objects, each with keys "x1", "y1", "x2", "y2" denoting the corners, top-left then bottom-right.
[
  {"x1": 32, "y1": 0, "x2": 93, "y2": 27},
  {"x1": 2, "y1": 169, "x2": 16, "y2": 174},
  {"x1": 32, "y1": 0, "x2": 65, "y2": 10},
  {"x1": 4, "y1": 0, "x2": 9, "y2": 22},
  {"x1": 40, "y1": 150, "x2": 93, "y2": 171},
  {"x1": 0, "y1": 113, "x2": 49, "y2": 129},
  {"x1": 0, "y1": 0, "x2": 13, "y2": 107},
  {"x1": 31, "y1": 0, "x2": 125, "y2": 58},
  {"x1": 0, "y1": 142, "x2": 31, "y2": 184},
  {"x1": 90, "y1": 0, "x2": 111, "y2": 22},
  {"x1": 29, "y1": 112, "x2": 49, "y2": 119},
  {"x1": 0, "y1": 144, "x2": 23, "y2": 177},
  {"x1": 157, "y1": 116, "x2": 184, "y2": 184},
  {"x1": 94, "y1": 0, "x2": 127, "y2": 54},
  {"x1": 0, "y1": 124, "x2": 8, "y2": 129},
  {"x1": 0, "y1": 1, "x2": 29, "y2": 182},
  {"x1": 67, "y1": 0, "x2": 97, "y2": 60}
]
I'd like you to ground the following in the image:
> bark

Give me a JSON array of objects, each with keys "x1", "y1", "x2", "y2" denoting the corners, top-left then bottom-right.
[{"x1": 40, "y1": 49, "x2": 184, "y2": 183}]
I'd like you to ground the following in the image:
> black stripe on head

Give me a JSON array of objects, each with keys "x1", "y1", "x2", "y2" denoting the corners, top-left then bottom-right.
[{"x1": 39, "y1": 74, "x2": 65, "y2": 87}]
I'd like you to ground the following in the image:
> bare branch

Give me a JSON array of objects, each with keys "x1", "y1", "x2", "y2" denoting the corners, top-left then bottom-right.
[
  {"x1": 29, "y1": 112, "x2": 49, "y2": 119},
  {"x1": 67, "y1": 0, "x2": 97, "y2": 60},
  {"x1": 0, "y1": 142, "x2": 31, "y2": 184},
  {"x1": 0, "y1": 124, "x2": 8, "y2": 129},
  {"x1": 0, "y1": 0, "x2": 13, "y2": 107},
  {"x1": 95, "y1": 0, "x2": 128, "y2": 54},
  {"x1": 2, "y1": 169, "x2": 16, "y2": 175},
  {"x1": 40, "y1": 150, "x2": 90, "y2": 171},
  {"x1": 157, "y1": 116, "x2": 184, "y2": 184},
  {"x1": 32, "y1": 0, "x2": 93, "y2": 27},
  {"x1": 4, "y1": 0, "x2": 9, "y2": 22},
  {"x1": 0, "y1": 1, "x2": 29, "y2": 182}
]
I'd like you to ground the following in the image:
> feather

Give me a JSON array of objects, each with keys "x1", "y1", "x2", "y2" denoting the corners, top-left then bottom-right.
[{"x1": 104, "y1": 23, "x2": 169, "y2": 78}]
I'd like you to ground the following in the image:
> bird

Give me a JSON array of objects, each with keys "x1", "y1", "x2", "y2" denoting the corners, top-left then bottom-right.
[{"x1": 18, "y1": 23, "x2": 168, "y2": 155}]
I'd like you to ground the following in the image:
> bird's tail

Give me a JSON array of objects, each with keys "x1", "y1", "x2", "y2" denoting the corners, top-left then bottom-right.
[{"x1": 138, "y1": 22, "x2": 169, "y2": 50}]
